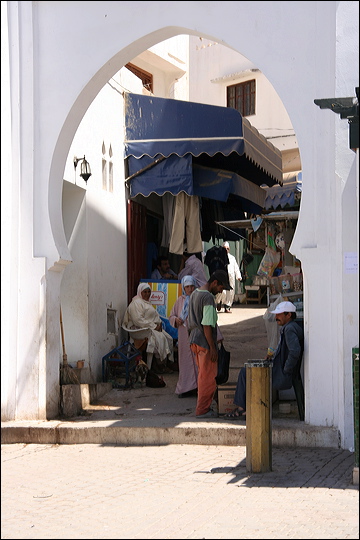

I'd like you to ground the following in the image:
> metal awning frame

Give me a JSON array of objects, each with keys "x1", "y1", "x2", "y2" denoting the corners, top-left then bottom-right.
[{"x1": 216, "y1": 210, "x2": 299, "y2": 230}]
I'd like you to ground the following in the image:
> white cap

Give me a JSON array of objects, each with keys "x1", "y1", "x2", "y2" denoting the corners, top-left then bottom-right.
[
  {"x1": 223, "y1": 241, "x2": 230, "y2": 249},
  {"x1": 270, "y1": 301, "x2": 296, "y2": 314}
]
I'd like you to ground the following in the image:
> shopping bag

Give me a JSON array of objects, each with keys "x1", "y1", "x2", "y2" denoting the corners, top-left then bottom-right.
[
  {"x1": 257, "y1": 247, "x2": 280, "y2": 277},
  {"x1": 216, "y1": 343, "x2": 231, "y2": 385},
  {"x1": 146, "y1": 369, "x2": 166, "y2": 388}
]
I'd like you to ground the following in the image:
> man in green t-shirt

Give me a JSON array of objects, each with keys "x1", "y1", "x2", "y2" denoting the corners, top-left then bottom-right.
[{"x1": 188, "y1": 270, "x2": 232, "y2": 418}]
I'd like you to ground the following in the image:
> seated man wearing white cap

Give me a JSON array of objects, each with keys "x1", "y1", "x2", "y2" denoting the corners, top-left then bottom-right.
[{"x1": 223, "y1": 301, "x2": 304, "y2": 419}]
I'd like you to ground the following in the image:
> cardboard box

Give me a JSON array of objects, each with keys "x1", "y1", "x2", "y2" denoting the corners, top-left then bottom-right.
[{"x1": 217, "y1": 383, "x2": 237, "y2": 415}]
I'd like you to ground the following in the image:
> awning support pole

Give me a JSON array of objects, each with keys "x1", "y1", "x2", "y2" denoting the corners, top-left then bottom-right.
[{"x1": 125, "y1": 156, "x2": 166, "y2": 185}]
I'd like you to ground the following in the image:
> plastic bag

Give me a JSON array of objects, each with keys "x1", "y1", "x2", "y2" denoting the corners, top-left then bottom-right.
[
  {"x1": 257, "y1": 247, "x2": 280, "y2": 277},
  {"x1": 216, "y1": 343, "x2": 230, "y2": 385},
  {"x1": 263, "y1": 295, "x2": 283, "y2": 355},
  {"x1": 160, "y1": 316, "x2": 178, "y2": 340}
]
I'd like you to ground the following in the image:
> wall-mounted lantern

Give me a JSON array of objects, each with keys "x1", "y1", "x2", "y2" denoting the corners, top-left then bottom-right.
[{"x1": 73, "y1": 155, "x2": 92, "y2": 184}]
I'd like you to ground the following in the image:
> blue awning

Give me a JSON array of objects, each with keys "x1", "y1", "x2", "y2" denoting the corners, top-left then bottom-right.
[
  {"x1": 192, "y1": 164, "x2": 266, "y2": 212},
  {"x1": 124, "y1": 93, "x2": 283, "y2": 200},
  {"x1": 126, "y1": 154, "x2": 194, "y2": 197},
  {"x1": 264, "y1": 172, "x2": 302, "y2": 210}
]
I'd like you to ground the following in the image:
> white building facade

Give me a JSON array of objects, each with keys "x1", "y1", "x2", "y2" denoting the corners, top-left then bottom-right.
[{"x1": 1, "y1": 1, "x2": 358, "y2": 451}]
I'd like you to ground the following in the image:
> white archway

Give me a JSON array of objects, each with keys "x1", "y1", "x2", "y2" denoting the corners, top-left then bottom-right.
[
  {"x1": 51, "y1": 26, "x2": 303, "y2": 417},
  {"x1": 2, "y1": 2, "x2": 358, "y2": 452}
]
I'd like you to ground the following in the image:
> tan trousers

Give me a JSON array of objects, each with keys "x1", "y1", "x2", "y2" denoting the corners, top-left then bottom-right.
[{"x1": 169, "y1": 193, "x2": 203, "y2": 255}]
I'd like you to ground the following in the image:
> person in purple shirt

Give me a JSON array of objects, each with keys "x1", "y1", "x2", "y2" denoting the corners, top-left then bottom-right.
[{"x1": 178, "y1": 251, "x2": 207, "y2": 287}]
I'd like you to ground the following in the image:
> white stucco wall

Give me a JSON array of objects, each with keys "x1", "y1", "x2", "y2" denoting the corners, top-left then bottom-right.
[
  {"x1": 60, "y1": 69, "x2": 145, "y2": 381},
  {"x1": 335, "y1": 0, "x2": 359, "y2": 447},
  {"x1": 188, "y1": 36, "x2": 299, "y2": 166},
  {"x1": 137, "y1": 35, "x2": 189, "y2": 99},
  {"x1": 188, "y1": 35, "x2": 293, "y2": 130},
  {"x1": 1, "y1": 1, "x2": 358, "y2": 450},
  {"x1": 59, "y1": 45, "x2": 193, "y2": 381}
]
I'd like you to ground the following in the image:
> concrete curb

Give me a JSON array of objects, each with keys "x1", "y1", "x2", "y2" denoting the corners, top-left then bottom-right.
[{"x1": 1, "y1": 417, "x2": 340, "y2": 448}]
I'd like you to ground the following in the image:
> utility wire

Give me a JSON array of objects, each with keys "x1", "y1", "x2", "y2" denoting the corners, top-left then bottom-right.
[{"x1": 216, "y1": 222, "x2": 265, "y2": 251}]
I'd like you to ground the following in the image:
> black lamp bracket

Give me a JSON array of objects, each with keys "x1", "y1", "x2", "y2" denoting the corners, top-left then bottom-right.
[
  {"x1": 314, "y1": 87, "x2": 359, "y2": 151},
  {"x1": 73, "y1": 155, "x2": 85, "y2": 169}
]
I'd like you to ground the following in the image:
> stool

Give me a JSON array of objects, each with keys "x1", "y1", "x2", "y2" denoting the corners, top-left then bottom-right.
[
  {"x1": 121, "y1": 324, "x2": 153, "y2": 368},
  {"x1": 245, "y1": 285, "x2": 267, "y2": 304},
  {"x1": 102, "y1": 342, "x2": 141, "y2": 388}
]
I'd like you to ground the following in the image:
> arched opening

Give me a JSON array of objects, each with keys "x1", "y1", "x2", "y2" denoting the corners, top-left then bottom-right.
[{"x1": 51, "y1": 29, "x2": 303, "y2": 418}]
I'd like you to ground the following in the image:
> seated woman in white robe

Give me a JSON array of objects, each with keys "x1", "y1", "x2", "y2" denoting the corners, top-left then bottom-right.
[{"x1": 122, "y1": 282, "x2": 174, "y2": 372}]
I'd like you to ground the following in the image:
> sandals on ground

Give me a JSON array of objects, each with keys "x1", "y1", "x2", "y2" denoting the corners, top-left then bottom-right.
[{"x1": 223, "y1": 407, "x2": 246, "y2": 419}]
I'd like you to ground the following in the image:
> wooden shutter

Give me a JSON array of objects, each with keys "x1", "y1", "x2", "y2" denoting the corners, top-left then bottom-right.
[{"x1": 127, "y1": 200, "x2": 147, "y2": 304}]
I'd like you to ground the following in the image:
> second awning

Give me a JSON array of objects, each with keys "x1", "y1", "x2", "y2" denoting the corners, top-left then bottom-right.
[{"x1": 124, "y1": 92, "x2": 283, "y2": 192}]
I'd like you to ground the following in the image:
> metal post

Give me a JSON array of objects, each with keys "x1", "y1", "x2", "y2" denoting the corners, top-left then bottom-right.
[{"x1": 246, "y1": 359, "x2": 273, "y2": 473}]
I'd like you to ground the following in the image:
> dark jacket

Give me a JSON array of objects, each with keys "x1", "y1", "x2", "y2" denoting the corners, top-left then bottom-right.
[
  {"x1": 272, "y1": 320, "x2": 304, "y2": 390},
  {"x1": 204, "y1": 245, "x2": 229, "y2": 275}
]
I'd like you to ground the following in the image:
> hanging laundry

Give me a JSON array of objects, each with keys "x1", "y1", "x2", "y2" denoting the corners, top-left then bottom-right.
[
  {"x1": 251, "y1": 216, "x2": 263, "y2": 232},
  {"x1": 161, "y1": 193, "x2": 176, "y2": 247},
  {"x1": 169, "y1": 193, "x2": 203, "y2": 255},
  {"x1": 204, "y1": 245, "x2": 229, "y2": 275},
  {"x1": 267, "y1": 227, "x2": 277, "y2": 251}
]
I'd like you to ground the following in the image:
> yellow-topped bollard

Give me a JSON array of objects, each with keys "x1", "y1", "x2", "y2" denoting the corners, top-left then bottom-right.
[{"x1": 245, "y1": 359, "x2": 273, "y2": 473}]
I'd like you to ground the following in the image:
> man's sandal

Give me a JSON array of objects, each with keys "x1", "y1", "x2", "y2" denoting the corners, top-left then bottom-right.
[{"x1": 223, "y1": 407, "x2": 246, "y2": 420}]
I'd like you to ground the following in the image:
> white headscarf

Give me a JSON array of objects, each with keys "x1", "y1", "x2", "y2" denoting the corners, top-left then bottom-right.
[
  {"x1": 135, "y1": 282, "x2": 152, "y2": 302},
  {"x1": 180, "y1": 275, "x2": 197, "y2": 321}
]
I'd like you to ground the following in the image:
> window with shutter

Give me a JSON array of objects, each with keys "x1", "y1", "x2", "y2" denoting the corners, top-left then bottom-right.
[{"x1": 227, "y1": 79, "x2": 255, "y2": 116}]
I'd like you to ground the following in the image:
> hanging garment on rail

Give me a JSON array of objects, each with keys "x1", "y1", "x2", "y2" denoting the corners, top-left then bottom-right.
[
  {"x1": 204, "y1": 245, "x2": 229, "y2": 275},
  {"x1": 161, "y1": 193, "x2": 176, "y2": 248},
  {"x1": 169, "y1": 193, "x2": 203, "y2": 255}
]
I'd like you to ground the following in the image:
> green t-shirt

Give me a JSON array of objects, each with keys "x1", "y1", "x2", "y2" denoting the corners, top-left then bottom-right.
[{"x1": 187, "y1": 289, "x2": 218, "y2": 350}]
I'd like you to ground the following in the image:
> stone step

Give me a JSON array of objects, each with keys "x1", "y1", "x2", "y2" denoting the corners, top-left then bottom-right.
[{"x1": 1, "y1": 416, "x2": 340, "y2": 448}]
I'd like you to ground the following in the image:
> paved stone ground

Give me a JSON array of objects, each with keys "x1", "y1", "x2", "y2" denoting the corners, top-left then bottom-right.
[{"x1": 1, "y1": 443, "x2": 358, "y2": 539}]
